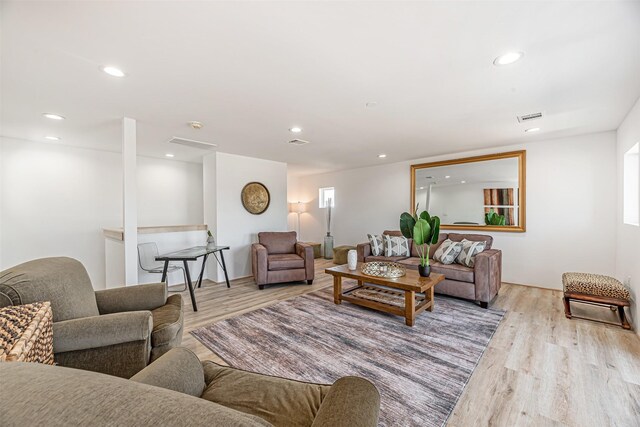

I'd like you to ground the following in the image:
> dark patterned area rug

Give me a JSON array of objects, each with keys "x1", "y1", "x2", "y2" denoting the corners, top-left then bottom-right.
[{"x1": 191, "y1": 287, "x2": 504, "y2": 427}]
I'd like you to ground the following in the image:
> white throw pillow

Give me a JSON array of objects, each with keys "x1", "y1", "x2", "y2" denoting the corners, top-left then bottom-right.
[
  {"x1": 456, "y1": 239, "x2": 487, "y2": 267},
  {"x1": 367, "y1": 234, "x2": 384, "y2": 256},
  {"x1": 384, "y1": 235, "x2": 410, "y2": 257},
  {"x1": 433, "y1": 239, "x2": 463, "y2": 265}
]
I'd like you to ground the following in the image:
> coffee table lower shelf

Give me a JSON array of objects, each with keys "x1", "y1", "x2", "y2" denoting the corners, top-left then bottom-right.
[{"x1": 340, "y1": 285, "x2": 434, "y2": 326}]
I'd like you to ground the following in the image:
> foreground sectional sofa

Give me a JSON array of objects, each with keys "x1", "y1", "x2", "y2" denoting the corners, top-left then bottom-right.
[
  {"x1": 357, "y1": 231, "x2": 502, "y2": 308},
  {"x1": 0, "y1": 347, "x2": 380, "y2": 427}
]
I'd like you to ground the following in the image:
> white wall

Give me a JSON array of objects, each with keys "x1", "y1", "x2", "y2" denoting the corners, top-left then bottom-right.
[
  {"x1": 137, "y1": 157, "x2": 203, "y2": 226},
  {"x1": 0, "y1": 138, "x2": 122, "y2": 288},
  {"x1": 0, "y1": 137, "x2": 203, "y2": 289},
  {"x1": 616, "y1": 97, "x2": 640, "y2": 331},
  {"x1": 204, "y1": 152, "x2": 288, "y2": 281},
  {"x1": 291, "y1": 132, "x2": 618, "y2": 289}
]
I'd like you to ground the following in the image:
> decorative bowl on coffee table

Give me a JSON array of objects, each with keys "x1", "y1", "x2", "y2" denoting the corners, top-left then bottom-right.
[{"x1": 361, "y1": 261, "x2": 406, "y2": 278}]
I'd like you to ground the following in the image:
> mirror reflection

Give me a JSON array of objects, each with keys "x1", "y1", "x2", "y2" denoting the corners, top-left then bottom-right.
[{"x1": 411, "y1": 151, "x2": 525, "y2": 232}]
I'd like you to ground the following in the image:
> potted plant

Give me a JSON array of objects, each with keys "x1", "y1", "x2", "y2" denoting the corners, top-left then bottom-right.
[
  {"x1": 400, "y1": 205, "x2": 440, "y2": 277},
  {"x1": 485, "y1": 208, "x2": 506, "y2": 226}
]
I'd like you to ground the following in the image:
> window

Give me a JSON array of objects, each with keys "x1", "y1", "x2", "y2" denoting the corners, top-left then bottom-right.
[
  {"x1": 624, "y1": 142, "x2": 639, "y2": 226},
  {"x1": 319, "y1": 187, "x2": 335, "y2": 208}
]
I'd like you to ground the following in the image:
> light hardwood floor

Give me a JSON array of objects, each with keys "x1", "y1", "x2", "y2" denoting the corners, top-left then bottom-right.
[{"x1": 177, "y1": 259, "x2": 640, "y2": 426}]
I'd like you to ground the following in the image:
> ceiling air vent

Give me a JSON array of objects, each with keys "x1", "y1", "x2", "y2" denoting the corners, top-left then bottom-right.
[
  {"x1": 288, "y1": 139, "x2": 310, "y2": 146},
  {"x1": 168, "y1": 137, "x2": 217, "y2": 150},
  {"x1": 516, "y1": 112, "x2": 543, "y2": 123}
]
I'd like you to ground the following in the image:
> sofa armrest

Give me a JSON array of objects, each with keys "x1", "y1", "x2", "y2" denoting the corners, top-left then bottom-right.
[
  {"x1": 312, "y1": 376, "x2": 380, "y2": 427},
  {"x1": 53, "y1": 311, "x2": 152, "y2": 353},
  {"x1": 474, "y1": 249, "x2": 502, "y2": 303},
  {"x1": 252, "y1": 243, "x2": 268, "y2": 285},
  {"x1": 356, "y1": 243, "x2": 371, "y2": 262},
  {"x1": 130, "y1": 347, "x2": 205, "y2": 397},
  {"x1": 95, "y1": 282, "x2": 167, "y2": 314},
  {"x1": 296, "y1": 242, "x2": 315, "y2": 280}
]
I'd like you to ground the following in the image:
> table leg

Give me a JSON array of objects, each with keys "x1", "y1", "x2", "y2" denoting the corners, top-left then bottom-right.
[
  {"x1": 405, "y1": 290, "x2": 416, "y2": 326},
  {"x1": 219, "y1": 250, "x2": 231, "y2": 288},
  {"x1": 333, "y1": 276, "x2": 342, "y2": 304},
  {"x1": 357, "y1": 279, "x2": 364, "y2": 287},
  {"x1": 427, "y1": 287, "x2": 434, "y2": 312},
  {"x1": 160, "y1": 261, "x2": 169, "y2": 283},
  {"x1": 196, "y1": 254, "x2": 209, "y2": 289},
  {"x1": 183, "y1": 260, "x2": 198, "y2": 312}
]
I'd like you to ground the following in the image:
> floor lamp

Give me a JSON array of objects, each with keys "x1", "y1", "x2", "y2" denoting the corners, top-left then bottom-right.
[{"x1": 289, "y1": 201, "x2": 306, "y2": 239}]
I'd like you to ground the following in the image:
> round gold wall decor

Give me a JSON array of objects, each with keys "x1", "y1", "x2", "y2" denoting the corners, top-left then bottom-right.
[{"x1": 241, "y1": 182, "x2": 270, "y2": 215}]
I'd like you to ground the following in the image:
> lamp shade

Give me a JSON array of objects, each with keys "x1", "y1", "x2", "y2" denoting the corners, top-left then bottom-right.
[{"x1": 289, "y1": 201, "x2": 306, "y2": 214}]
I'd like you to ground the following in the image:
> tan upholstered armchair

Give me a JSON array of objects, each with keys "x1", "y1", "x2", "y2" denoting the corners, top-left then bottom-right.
[
  {"x1": 251, "y1": 231, "x2": 314, "y2": 290},
  {"x1": 0, "y1": 257, "x2": 183, "y2": 378}
]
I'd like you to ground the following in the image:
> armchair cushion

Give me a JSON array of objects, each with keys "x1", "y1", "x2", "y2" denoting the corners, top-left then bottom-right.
[
  {"x1": 53, "y1": 311, "x2": 152, "y2": 353},
  {"x1": 311, "y1": 377, "x2": 380, "y2": 427},
  {"x1": 151, "y1": 294, "x2": 184, "y2": 347},
  {"x1": 0, "y1": 257, "x2": 99, "y2": 321},
  {"x1": 131, "y1": 347, "x2": 205, "y2": 397},
  {"x1": 95, "y1": 282, "x2": 168, "y2": 314},
  {"x1": 202, "y1": 360, "x2": 329, "y2": 427},
  {"x1": 268, "y1": 254, "x2": 305, "y2": 271},
  {"x1": 258, "y1": 231, "x2": 297, "y2": 254}
]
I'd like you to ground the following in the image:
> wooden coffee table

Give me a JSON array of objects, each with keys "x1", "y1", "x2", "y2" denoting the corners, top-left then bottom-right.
[{"x1": 325, "y1": 263, "x2": 445, "y2": 326}]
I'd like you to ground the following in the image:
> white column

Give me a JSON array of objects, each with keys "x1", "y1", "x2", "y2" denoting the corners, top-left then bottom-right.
[
  {"x1": 123, "y1": 117, "x2": 138, "y2": 285},
  {"x1": 202, "y1": 152, "x2": 219, "y2": 282}
]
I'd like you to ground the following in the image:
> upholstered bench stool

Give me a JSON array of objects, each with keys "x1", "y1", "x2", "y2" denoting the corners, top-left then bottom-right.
[
  {"x1": 562, "y1": 272, "x2": 631, "y2": 330},
  {"x1": 333, "y1": 245, "x2": 356, "y2": 265}
]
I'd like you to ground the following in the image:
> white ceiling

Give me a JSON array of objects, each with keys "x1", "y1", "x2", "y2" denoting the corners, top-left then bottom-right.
[{"x1": 2, "y1": 1, "x2": 640, "y2": 175}]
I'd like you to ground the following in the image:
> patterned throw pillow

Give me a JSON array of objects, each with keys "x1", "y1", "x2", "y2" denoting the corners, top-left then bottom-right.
[
  {"x1": 383, "y1": 235, "x2": 411, "y2": 257},
  {"x1": 456, "y1": 239, "x2": 487, "y2": 267},
  {"x1": 367, "y1": 234, "x2": 384, "y2": 256},
  {"x1": 433, "y1": 239, "x2": 463, "y2": 265}
]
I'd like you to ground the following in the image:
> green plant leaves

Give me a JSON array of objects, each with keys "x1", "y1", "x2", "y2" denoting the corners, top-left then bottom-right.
[
  {"x1": 400, "y1": 212, "x2": 416, "y2": 239},
  {"x1": 413, "y1": 218, "x2": 431, "y2": 246},
  {"x1": 430, "y1": 216, "x2": 440, "y2": 244}
]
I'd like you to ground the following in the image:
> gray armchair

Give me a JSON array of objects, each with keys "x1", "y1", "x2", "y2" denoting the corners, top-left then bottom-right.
[
  {"x1": 0, "y1": 257, "x2": 183, "y2": 378},
  {"x1": 251, "y1": 231, "x2": 314, "y2": 290}
]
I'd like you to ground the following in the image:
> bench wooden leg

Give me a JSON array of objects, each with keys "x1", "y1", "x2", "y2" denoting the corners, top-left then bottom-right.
[
  {"x1": 618, "y1": 306, "x2": 631, "y2": 330},
  {"x1": 563, "y1": 296, "x2": 572, "y2": 318}
]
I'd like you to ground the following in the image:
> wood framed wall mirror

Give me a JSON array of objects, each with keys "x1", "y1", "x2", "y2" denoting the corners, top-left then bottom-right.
[{"x1": 411, "y1": 150, "x2": 526, "y2": 232}]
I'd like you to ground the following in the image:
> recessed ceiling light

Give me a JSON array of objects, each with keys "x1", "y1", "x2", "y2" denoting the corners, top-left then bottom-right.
[
  {"x1": 419, "y1": 186, "x2": 425, "y2": 190},
  {"x1": 189, "y1": 121, "x2": 203, "y2": 129},
  {"x1": 103, "y1": 66, "x2": 126, "y2": 77},
  {"x1": 493, "y1": 51, "x2": 524, "y2": 66},
  {"x1": 378, "y1": 154, "x2": 387, "y2": 158},
  {"x1": 461, "y1": 180, "x2": 466, "y2": 184},
  {"x1": 44, "y1": 136, "x2": 60, "y2": 141},
  {"x1": 525, "y1": 127, "x2": 540, "y2": 133},
  {"x1": 289, "y1": 127, "x2": 302, "y2": 133},
  {"x1": 445, "y1": 175, "x2": 451, "y2": 179},
  {"x1": 165, "y1": 153, "x2": 175, "y2": 158},
  {"x1": 43, "y1": 113, "x2": 65, "y2": 120}
]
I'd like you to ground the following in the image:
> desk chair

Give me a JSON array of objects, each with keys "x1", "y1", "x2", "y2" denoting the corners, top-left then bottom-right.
[{"x1": 138, "y1": 242, "x2": 187, "y2": 292}]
